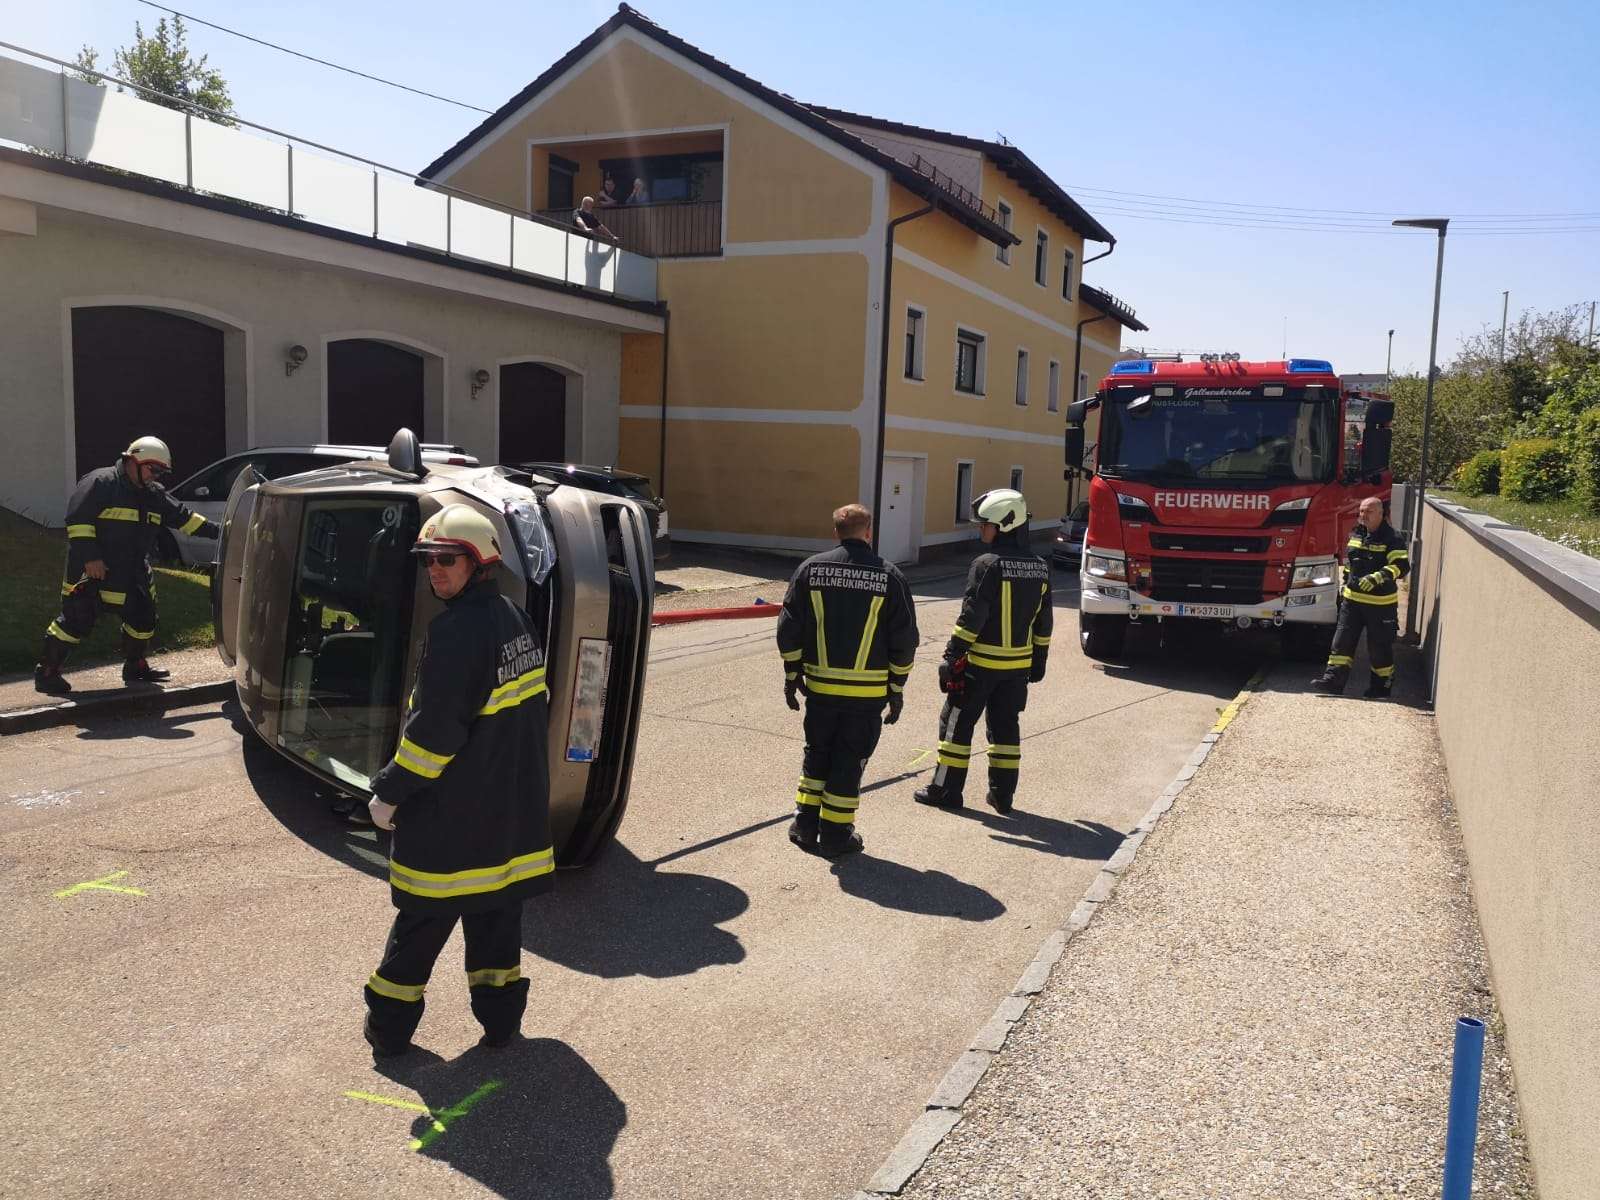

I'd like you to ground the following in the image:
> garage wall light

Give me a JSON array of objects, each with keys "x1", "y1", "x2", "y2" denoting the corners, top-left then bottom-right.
[
  {"x1": 284, "y1": 344, "x2": 308, "y2": 377},
  {"x1": 471, "y1": 368, "x2": 491, "y2": 399}
]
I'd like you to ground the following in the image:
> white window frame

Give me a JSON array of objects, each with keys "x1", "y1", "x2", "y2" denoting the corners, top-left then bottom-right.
[
  {"x1": 1015, "y1": 347, "x2": 1030, "y2": 407},
  {"x1": 1062, "y1": 247, "x2": 1076, "y2": 302},
  {"x1": 1047, "y1": 359, "x2": 1061, "y2": 413},
  {"x1": 1034, "y1": 228, "x2": 1049, "y2": 288},
  {"x1": 955, "y1": 326, "x2": 987, "y2": 396},
  {"x1": 1010, "y1": 464, "x2": 1025, "y2": 494},
  {"x1": 955, "y1": 460, "x2": 976, "y2": 524},
  {"x1": 995, "y1": 200, "x2": 1013, "y2": 265},
  {"x1": 904, "y1": 304, "x2": 927, "y2": 383}
]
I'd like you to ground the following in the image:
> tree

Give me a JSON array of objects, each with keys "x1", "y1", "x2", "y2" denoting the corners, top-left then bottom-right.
[{"x1": 74, "y1": 17, "x2": 235, "y2": 126}]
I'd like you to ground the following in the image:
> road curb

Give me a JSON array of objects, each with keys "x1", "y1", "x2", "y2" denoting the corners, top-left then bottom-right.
[
  {"x1": 0, "y1": 679, "x2": 235, "y2": 735},
  {"x1": 856, "y1": 663, "x2": 1273, "y2": 1196}
]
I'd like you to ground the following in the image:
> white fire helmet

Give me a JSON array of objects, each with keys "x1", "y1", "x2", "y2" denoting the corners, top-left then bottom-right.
[
  {"x1": 123, "y1": 436, "x2": 173, "y2": 473},
  {"x1": 971, "y1": 488, "x2": 1028, "y2": 532},
  {"x1": 412, "y1": 503, "x2": 503, "y2": 566}
]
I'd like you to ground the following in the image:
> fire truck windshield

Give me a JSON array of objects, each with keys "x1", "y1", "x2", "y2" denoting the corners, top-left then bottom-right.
[{"x1": 1098, "y1": 391, "x2": 1338, "y2": 484}]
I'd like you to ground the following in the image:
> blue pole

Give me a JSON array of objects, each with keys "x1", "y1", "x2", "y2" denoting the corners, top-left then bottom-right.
[{"x1": 1442, "y1": 1016, "x2": 1486, "y2": 1199}]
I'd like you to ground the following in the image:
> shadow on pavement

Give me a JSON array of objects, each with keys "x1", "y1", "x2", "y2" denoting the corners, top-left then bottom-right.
[
  {"x1": 73, "y1": 707, "x2": 228, "y2": 741},
  {"x1": 829, "y1": 852, "x2": 1006, "y2": 921},
  {"x1": 950, "y1": 806, "x2": 1126, "y2": 859},
  {"x1": 241, "y1": 727, "x2": 750, "y2": 980},
  {"x1": 372, "y1": 1038, "x2": 625, "y2": 1200},
  {"x1": 1094, "y1": 623, "x2": 1271, "y2": 698}
]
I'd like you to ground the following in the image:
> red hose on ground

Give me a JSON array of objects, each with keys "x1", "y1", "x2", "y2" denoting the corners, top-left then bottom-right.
[{"x1": 651, "y1": 603, "x2": 783, "y2": 626}]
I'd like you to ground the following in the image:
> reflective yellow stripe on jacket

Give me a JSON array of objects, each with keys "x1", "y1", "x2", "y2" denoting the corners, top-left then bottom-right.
[
  {"x1": 98, "y1": 506, "x2": 140, "y2": 522},
  {"x1": 477, "y1": 667, "x2": 548, "y2": 715},
  {"x1": 67, "y1": 523, "x2": 97, "y2": 539},
  {"x1": 394, "y1": 736, "x2": 454, "y2": 779},
  {"x1": 389, "y1": 847, "x2": 556, "y2": 900},
  {"x1": 179, "y1": 512, "x2": 206, "y2": 535}
]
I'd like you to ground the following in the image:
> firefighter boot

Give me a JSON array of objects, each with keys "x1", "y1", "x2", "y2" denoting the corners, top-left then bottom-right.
[
  {"x1": 34, "y1": 635, "x2": 72, "y2": 695},
  {"x1": 913, "y1": 784, "x2": 963, "y2": 810},
  {"x1": 985, "y1": 788, "x2": 1015, "y2": 816},
  {"x1": 787, "y1": 806, "x2": 820, "y2": 853},
  {"x1": 816, "y1": 822, "x2": 863, "y2": 859},
  {"x1": 1310, "y1": 666, "x2": 1349, "y2": 694},
  {"x1": 121, "y1": 633, "x2": 170, "y2": 685},
  {"x1": 1362, "y1": 673, "x2": 1393, "y2": 700}
]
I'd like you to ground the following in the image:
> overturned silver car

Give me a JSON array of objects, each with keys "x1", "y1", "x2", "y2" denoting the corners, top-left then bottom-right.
[{"x1": 213, "y1": 431, "x2": 653, "y2": 865}]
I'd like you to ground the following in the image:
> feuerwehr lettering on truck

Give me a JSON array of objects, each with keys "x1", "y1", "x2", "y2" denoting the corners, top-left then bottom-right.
[{"x1": 1151, "y1": 492, "x2": 1272, "y2": 511}]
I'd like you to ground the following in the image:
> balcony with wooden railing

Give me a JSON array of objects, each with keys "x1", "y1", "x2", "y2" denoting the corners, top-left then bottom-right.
[{"x1": 545, "y1": 200, "x2": 723, "y2": 259}]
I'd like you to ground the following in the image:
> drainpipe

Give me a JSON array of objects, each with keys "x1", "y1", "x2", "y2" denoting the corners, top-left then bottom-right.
[
  {"x1": 1083, "y1": 238, "x2": 1115, "y2": 268},
  {"x1": 657, "y1": 308, "x2": 671, "y2": 498},
  {"x1": 871, "y1": 203, "x2": 935, "y2": 554}
]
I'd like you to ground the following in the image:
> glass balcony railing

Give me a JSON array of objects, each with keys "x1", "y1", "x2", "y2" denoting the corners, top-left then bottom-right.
[{"x1": 0, "y1": 43, "x2": 659, "y2": 304}]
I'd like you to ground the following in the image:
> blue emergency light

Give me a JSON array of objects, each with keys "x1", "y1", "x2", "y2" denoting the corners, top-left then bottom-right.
[
  {"x1": 1288, "y1": 358, "x2": 1334, "y2": 374},
  {"x1": 1111, "y1": 360, "x2": 1155, "y2": 375}
]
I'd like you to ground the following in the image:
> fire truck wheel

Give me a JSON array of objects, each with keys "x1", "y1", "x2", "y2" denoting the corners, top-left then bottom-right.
[{"x1": 1079, "y1": 611, "x2": 1127, "y2": 661}]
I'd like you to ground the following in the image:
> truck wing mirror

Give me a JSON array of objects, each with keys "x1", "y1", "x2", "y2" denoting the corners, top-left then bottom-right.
[
  {"x1": 1065, "y1": 399, "x2": 1089, "y2": 425},
  {"x1": 1063, "y1": 425, "x2": 1086, "y2": 478},
  {"x1": 1361, "y1": 400, "x2": 1395, "y2": 477}
]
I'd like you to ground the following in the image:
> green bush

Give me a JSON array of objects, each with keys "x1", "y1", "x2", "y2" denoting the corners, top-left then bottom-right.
[
  {"x1": 1572, "y1": 408, "x2": 1600, "y2": 515},
  {"x1": 1500, "y1": 438, "x2": 1571, "y2": 503},
  {"x1": 1453, "y1": 449, "x2": 1503, "y2": 496}
]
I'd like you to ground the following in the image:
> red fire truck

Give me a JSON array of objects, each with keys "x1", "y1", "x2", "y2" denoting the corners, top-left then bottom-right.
[{"x1": 1063, "y1": 356, "x2": 1394, "y2": 660}]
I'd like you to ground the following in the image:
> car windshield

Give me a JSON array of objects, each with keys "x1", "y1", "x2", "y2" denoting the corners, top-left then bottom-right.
[
  {"x1": 276, "y1": 497, "x2": 419, "y2": 789},
  {"x1": 1099, "y1": 392, "x2": 1337, "y2": 484}
]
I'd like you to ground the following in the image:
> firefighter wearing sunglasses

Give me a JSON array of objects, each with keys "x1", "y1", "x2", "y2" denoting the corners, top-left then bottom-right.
[
  {"x1": 361, "y1": 504, "x2": 554, "y2": 1058},
  {"x1": 34, "y1": 436, "x2": 219, "y2": 694}
]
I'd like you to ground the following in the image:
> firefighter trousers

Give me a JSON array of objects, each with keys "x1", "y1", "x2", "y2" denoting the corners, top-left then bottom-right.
[
  {"x1": 794, "y1": 698, "x2": 883, "y2": 840},
  {"x1": 931, "y1": 670, "x2": 1028, "y2": 802},
  {"x1": 1325, "y1": 600, "x2": 1398, "y2": 691},
  {"x1": 45, "y1": 573, "x2": 158, "y2": 656},
  {"x1": 364, "y1": 903, "x2": 528, "y2": 1047}
]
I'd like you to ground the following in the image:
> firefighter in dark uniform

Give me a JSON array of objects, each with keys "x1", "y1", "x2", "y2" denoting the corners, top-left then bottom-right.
[
  {"x1": 914, "y1": 488, "x2": 1053, "y2": 815},
  {"x1": 1313, "y1": 495, "x2": 1410, "y2": 698},
  {"x1": 34, "y1": 436, "x2": 219, "y2": 694},
  {"x1": 362, "y1": 504, "x2": 553, "y2": 1057},
  {"x1": 776, "y1": 504, "x2": 919, "y2": 858}
]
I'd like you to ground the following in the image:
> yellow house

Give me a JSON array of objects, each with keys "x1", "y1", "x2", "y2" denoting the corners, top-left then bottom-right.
[{"x1": 420, "y1": 4, "x2": 1145, "y2": 560}]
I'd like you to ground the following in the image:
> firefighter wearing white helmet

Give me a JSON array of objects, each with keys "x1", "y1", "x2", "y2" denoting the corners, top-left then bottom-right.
[
  {"x1": 34, "y1": 435, "x2": 219, "y2": 695},
  {"x1": 914, "y1": 488, "x2": 1054, "y2": 815},
  {"x1": 361, "y1": 502, "x2": 554, "y2": 1057}
]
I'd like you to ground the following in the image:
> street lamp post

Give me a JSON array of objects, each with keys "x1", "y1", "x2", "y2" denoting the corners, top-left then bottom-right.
[
  {"x1": 1393, "y1": 218, "x2": 1448, "y2": 640},
  {"x1": 1386, "y1": 328, "x2": 1395, "y2": 392}
]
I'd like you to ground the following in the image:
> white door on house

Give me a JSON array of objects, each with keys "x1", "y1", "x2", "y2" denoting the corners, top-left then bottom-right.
[{"x1": 880, "y1": 457, "x2": 917, "y2": 564}]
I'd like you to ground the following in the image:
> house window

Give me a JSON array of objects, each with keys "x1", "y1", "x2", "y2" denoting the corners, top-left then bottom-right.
[
  {"x1": 1048, "y1": 360, "x2": 1061, "y2": 412},
  {"x1": 955, "y1": 461, "x2": 974, "y2": 524},
  {"x1": 1079, "y1": 371, "x2": 1090, "y2": 400},
  {"x1": 996, "y1": 201, "x2": 1013, "y2": 264},
  {"x1": 904, "y1": 307, "x2": 925, "y2": 381},
  {"x1": 1062, "y1": 248, "x2": 1076, "y2": 301},
  {"x1": 547, "y1": 154, "x2": 577, "y2": 210},
  {"x1": 1010, "y1": 466, "x2": 1025, "y2": 493},
  {"x1": 1035, "y1": 230, "x2": 1049, "y2": 287},
  {"x1": 956, "y1": 329, "x2": 985, "y2": 395},
  {"x1": 1015, "y1": 348, "x2": 1030, "y2": 406}
]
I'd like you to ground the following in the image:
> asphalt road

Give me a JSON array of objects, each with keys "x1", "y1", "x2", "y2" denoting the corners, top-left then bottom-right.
[{"x1": 0, "y1": 579, "x2": 1258, "y2": 1199}]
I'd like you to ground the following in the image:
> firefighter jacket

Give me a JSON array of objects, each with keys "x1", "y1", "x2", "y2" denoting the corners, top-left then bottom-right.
[
  {"x1": 945, "y1": 531, "x2": 1054, "y2": 673},
  {"x1": 1342, "y1": 520, "x2": 1409, "y2": 606},
  {"x1": 62, "y1": 462, "x2": 218, "y2": 593},
  {"x1": 776, "y1": 539, "x2": 919, "y2": 703},
  {"x1": 370, "y1": 579, "x2": 553, "y2": 915}
]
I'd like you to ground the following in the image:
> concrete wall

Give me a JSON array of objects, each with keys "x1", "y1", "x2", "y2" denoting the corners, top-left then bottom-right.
[
  {"x1": 0, "y1": 207, "x2": 633, "y2": 523},
  {"x1": 1413, "y1": 497, "x2": 1600, "y2": 1199}
]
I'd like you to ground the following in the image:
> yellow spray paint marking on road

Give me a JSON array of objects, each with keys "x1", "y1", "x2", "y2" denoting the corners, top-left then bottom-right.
[
  {"x1": 906, "y1": 749, "x2": 932, "y2": 768},
  {"x1": 1211, "y1": 665, "x2": 1271, "y2": 734},
  {"x1": 345, "y1": 1079, "x2": 504, "y2": 1152},
  {"x1": 54, "y1": 870, "x2": 145, "y2": 900}
]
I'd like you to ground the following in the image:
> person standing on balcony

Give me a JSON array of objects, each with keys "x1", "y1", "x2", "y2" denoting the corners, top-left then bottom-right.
[
  {"x1": 572, "y1": 196, "x2": 617, "y2": 243},
  {"x1": 597, "y1": 176, "x2": 620, "y2": 207},
  {"x1": 776, "y1": 504, "x2": 919, "y2": 858},
  {"x1": 1312, "y1": 494, "x2": 1409, "y2": 699},
  {"x1": 625, "y1": 177, "x2": 650, "y2": 205}
]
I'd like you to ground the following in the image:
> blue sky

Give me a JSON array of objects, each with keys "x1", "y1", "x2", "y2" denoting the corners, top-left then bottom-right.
[{"x1": 13, "y1": 0, "x2": 1599, "y2": 374}]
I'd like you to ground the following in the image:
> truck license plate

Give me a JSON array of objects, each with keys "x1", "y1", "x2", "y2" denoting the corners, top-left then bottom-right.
[{"x1": 1179, "y1": 603, "x2": 1235, "y2": 618}]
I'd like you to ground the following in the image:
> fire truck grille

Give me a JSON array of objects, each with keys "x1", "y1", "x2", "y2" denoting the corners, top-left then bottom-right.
[
  {"x1": 1149, "y1": 557, "x2": 1266, "y2": 605},
  {"x1": 1148, "y1": 533, "x2": 1272, "y2": 554}
]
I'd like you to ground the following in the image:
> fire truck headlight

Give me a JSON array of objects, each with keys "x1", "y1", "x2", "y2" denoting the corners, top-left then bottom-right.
[
  {"x1": 1085, "y1": 553, "x2": 1127, "y2": 583},
  {"x1": 1290, "y1": 559, "x2": 1338, "y2": 589},
  {"x1": 1273, "y1": 497, "x2": 1312, "y2": 514}
]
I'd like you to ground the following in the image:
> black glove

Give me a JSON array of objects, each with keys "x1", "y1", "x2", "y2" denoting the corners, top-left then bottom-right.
[
  {"x1": 884, "y1": 690, "x2": 903, "y2": 725},
  {"x1": 938, "y1": 657, "x2": 967, "y2": 695},
  {"x1": 784, "y1": 675, "x2": 804, "y2": 711},
  {"x1": 1029, "y1": 653, "x2": 1048, "y2": 684},
  {"x1": 199, "y1": 519, "x2": 222, "y2": 540}
]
